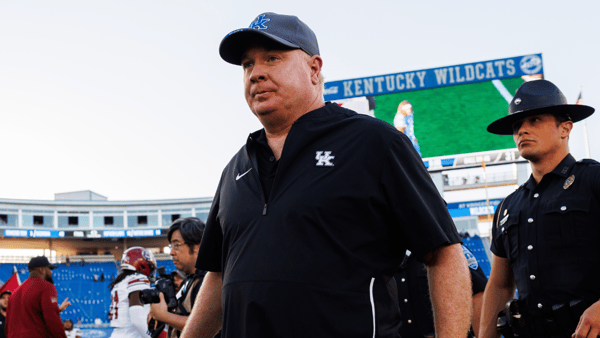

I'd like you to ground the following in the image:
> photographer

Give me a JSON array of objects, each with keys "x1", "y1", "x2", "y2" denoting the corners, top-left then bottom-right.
[{"x1": 149, "y1": 217, "x2": 211, "y2": 338}]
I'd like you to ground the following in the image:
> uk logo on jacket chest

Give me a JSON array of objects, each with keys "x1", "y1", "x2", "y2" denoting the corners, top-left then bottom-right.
[{"x1": 315, "y1": 151, "x2": 335, "y2": 166}]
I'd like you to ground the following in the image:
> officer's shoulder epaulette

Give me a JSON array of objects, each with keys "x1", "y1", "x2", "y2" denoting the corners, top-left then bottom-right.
[{"x1": 576, "y1": 159, "x2": 600, "y2": 165}]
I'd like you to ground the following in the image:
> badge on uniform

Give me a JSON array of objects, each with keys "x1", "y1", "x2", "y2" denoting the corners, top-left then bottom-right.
[
  {"x1": 563, "y1": 175, "x2": 575, "y2": 190},
  {"x1": 500, "y1": 214, "x2": 509, "y2": 226}
]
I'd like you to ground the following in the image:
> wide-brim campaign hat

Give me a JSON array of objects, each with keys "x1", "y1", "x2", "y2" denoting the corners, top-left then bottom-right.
[
  {"x1": 487, "y1": 79, "x2": 594, "y2": 135},
  {"x1": 28, "y1": 256, "x2": 58, "y2": 270},
  {"x1": 219, "y1": 12, "x2": 319, "y2": 65}
]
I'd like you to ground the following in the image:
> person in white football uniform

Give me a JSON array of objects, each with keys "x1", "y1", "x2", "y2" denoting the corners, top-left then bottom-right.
[
  {"x1": 63, "y1": 319, "x2": 82, "y2": 338},
  {"x1": 109, "y1": 247, "x2": 156, "y2": 338}
]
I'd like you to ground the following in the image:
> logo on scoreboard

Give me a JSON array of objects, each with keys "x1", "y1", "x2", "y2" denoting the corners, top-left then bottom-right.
[{"x1": 519, "y1": 55, "x2": 542, "y2": 75}]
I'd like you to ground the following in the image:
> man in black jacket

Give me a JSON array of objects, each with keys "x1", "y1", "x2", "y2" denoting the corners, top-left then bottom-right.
[{"x1": 182, "y1": 12, "x2": 471, "y2": 338}]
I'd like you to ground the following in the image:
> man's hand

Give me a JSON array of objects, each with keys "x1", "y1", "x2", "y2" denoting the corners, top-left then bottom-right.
[
  {"x1": 149, "y1": 292, "x2": 169, "y2": 322},
  {"x1": 572, "y1": 300, "x2": 600, "y2": 338},
  {"x1": 59, "y1": 297, "x2": 71, "y2": 312}
]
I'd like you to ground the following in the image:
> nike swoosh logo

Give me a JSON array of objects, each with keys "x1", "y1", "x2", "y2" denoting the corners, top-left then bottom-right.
[{"x1": 236, "y1": 168, "x2": 253, "y2": 181}]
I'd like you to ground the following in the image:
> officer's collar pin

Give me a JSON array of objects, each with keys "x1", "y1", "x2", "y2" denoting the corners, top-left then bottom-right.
[
  {"x1": 514, "y1": 98, "x2": 522, "y2": 105},
  {"x1": 561, "y1": 166, "x2": 568, "y2": 175}
]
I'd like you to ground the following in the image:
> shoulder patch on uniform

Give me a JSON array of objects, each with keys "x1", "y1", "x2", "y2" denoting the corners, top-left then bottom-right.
[{"x1": 462, "y1": 245, "x2": 479, "y2": 270}]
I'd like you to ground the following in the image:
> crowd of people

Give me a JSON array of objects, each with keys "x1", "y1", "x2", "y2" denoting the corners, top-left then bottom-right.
[{"x1": 2, "y1": 10, "x2": 598, "y2": 338}]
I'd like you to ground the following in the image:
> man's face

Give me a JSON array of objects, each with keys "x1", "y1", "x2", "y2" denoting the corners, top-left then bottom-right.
[
  {"x1": 64, "y1": 320, "x2": 73, "y2": 330},
  {"x1": 0, "y1": 294, "x2": 9, "y2": 311},
  {"x1": 512, "y1": 113, "x2": 569, "y2": 162},
  {"x1": 43, "y1": 266, "x2": 54, "y2": 284},
  {"x1": 169, "y1": 230, "x2": 198, "y2": 275},
  {"x1": 242, "y1": 46, "x2": 316, "y2": 125}
]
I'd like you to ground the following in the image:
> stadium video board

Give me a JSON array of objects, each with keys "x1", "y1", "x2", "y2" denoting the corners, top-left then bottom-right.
[{"x1": 324, "y1": 54, "x2": 543, "y2": 169}]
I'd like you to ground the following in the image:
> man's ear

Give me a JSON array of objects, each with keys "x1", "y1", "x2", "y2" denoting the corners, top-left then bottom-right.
[
  {"x1": 308, "y1": 55, "x2": 323, "y2": 85},
  {"x1": 560, "y1": 120, "x2": 573, "y2": 139}
]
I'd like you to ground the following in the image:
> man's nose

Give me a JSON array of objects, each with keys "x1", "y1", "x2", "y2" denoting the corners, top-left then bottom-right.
[
  {"x1": 518, "y1": 123, "x2": 530, "y2": 136},
  {"x1": 249, "y1": 64, "x2": 268, "y2": 82}
]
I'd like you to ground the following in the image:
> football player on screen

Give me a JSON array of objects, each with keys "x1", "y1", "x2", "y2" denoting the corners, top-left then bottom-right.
[{"x1": 394, "y1": 100, "x2": 422, "y2": 156}]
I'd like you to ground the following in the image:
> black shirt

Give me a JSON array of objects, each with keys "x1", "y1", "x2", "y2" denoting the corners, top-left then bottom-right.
[
  {"x1": 491, "y1": 154, "x2": 600, "y2": 316},
  {"x1": 395, "y1": 246, "x2": 488, "y2": 338},
  {"x1": 0, "y1": 311, "x2": 5, "y2": 338},
  {"x1": 196, "y1": 102, "x2": 462, "y2": 338},
  {"x1": 253, "y1": 130, "x2": 278, "y2": 202}
]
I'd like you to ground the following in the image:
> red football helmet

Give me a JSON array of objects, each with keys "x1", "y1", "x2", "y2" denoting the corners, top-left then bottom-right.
[{"x1": 120, "y1": 247, "x2": 156, "y2": 276}]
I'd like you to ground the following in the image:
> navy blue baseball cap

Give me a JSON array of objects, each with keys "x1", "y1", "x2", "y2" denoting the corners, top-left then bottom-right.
[
  {"x1": 219, "y1": 12, "x2": 320, "y2": 65},
  {"x1": 28, "y1": 256, "x2": 58, "y2": 270}
]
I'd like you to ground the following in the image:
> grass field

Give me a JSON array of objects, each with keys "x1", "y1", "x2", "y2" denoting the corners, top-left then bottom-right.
[{"x1": 374, "y1": 77, "x2": 524, "y2": 158}]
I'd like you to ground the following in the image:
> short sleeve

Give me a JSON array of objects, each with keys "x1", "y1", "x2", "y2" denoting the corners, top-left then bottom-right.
[
  {"x1": 196, "y1": 176, "x2": 224, "y2": 272},
  {"x1": 591, "y1": 163, "x2": 600, "y2": 202},
  {"x1": 380, "y1": 135, "x2": 462, "y2": 262},
  {"x1": 126, "y1": 275, "x2": 151, "y2": 293},
  {"x1": 470, "y1": 266, "x2": 488, "y2": 295},
  {"x1": 489, "y1": 199, "x2": 507, "y2": 258}
]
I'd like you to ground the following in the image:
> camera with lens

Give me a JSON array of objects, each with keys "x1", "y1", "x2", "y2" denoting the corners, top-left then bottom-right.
[{"x1": 139, "y1": 266, "x2": 178, "y2": 310}]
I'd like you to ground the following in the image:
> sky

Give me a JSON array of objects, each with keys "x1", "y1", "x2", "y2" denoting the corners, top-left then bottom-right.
[{"x1": 1, "y1": 0, "x2": 598, "y2": 201}]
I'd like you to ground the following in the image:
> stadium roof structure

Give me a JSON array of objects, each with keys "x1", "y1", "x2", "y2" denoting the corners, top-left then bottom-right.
[{"x1": 0, "y1": 194, "x2": 214, "y2": 238}]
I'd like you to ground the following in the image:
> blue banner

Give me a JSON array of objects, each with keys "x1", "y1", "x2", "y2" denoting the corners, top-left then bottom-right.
[
  {"x1": 3, "y1": 229, "x2": 65, "y2": 238},
  {"x1": 3, "y1": 228, "x2": 162, "y2": 238},
  {"x1": 447, "y1": 198, "x2": 504, "y2": 217},
  {"x1": 103, "y1": 229, "x2": 162, "y2": 238},
  {"x1": 323, "y1": 54, "x2": 543, "y2": 101}
]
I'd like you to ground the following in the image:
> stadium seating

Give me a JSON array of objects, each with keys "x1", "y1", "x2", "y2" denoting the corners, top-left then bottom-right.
[
  {"x1": 53, "y1": 262, "x2": 117, "y2": 324},
  {"x1": 55, "y1": 260, "x2": 178, "y2": 324},
  {"x1": 0, "y1": 260, "x2": 178, "y2": 325}
]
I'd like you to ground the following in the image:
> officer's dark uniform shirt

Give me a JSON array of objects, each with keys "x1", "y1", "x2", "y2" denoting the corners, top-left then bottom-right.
[
  {"x1": 491, "y1": 154, "x2": 600, "y2": 317},
  {"x1": 395, "y1": 246, "x2": 488, "y2": 338},
  {"x1": 196, "y1": 102, "x2": 462, "y2": 338}
]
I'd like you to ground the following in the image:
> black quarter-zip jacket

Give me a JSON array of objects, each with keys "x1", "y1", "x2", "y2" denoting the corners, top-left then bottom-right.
[{"x1": 197, "y1": 102, "x2": 461, "y2": 338}]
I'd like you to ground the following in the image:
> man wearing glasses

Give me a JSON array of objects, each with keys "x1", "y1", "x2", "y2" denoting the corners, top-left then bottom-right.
[{"x1": 149, "y1": 217, "x2": 218, "y2": 338}]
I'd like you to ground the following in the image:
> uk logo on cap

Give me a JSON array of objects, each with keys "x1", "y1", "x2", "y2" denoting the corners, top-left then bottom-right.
[{"x1": 249, "y1": 14, "x2": 270, "y2": 30}]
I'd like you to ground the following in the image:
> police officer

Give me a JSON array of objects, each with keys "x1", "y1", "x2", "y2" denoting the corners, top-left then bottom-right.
[
  {"x1": 479, "y1": 79, "x2": 598, "y2": 338},
  {"x1": 397, "y1": 245, "x2": 488, "y2": 338}
]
